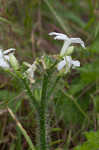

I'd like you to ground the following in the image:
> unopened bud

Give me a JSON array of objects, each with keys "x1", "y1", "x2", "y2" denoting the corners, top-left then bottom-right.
[
  {"x1": 9, "y1": 54, "x2": 19, "y2": 70},
  {"x1": 65, "y1": 46, "x2": 74, "y2": 55}
]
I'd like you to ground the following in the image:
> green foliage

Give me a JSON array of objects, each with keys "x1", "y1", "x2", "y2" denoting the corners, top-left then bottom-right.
[
  {"x1": 80, "y1": 63, "x2": 96, "y2": 84},
  {"x1": 54, "y1": 89, "x2": 87, "y2": 126},
  {"x1": 74, "y1": 130, "x2": 99, "y2": 150}
]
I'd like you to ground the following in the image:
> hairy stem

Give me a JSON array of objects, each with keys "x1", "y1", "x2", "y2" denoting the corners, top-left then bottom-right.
[{"x1": 39, "y1": 73, "x2": 49, "y2": 150}]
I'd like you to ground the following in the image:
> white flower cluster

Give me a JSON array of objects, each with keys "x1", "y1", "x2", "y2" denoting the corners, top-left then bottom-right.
[
  {"x1": 0, "y1": 32, "x2": 85, "y2": 81},
  {"x1": 49, "y1": 32, "x2": 85, "y2": 73}
]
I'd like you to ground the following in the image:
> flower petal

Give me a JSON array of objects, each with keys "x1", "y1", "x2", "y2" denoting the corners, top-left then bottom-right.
[
  {"x1": 25, "y1": 62, "x2": 37, "y2": 79},
  {"x1": 64, "y1": 56, "x2": 72, "y2": 67},
  {"x1": 70, "y1": 38, "x2": 85, "y2": 48},
  {"x1": 60, "y1": 40, "x2": 71, "y2": 56},
  {"x1": 3, "y1": 48, "x2": 16, "y2": 55},
  {"x1": 49, "y1": 32, "x2": 69, "y2": 40},
  {"x1": 57, "y1": 59, "x2": 66, "y2": 70},
  {"x1": 72, "y1": 60, "x2": 80, "y2": 68},
  {"x1": 4, "y1": 55, "x2": 10, "y2": 61},
  {"x1": 0, "y1": 48, "x2": 16, "y2": 69},
  {"x1": 26, "y1": 67, "x2": 34, "y2": 78},
  {"x1": 0, "y1": 50, "x2": 3, "y2": 58},
  {"x1": 0, "y1": 58, "x2": 10, "y2": 68}
]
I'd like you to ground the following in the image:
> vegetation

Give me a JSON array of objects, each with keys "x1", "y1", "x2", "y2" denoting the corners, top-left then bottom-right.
[{"x1": 0, "y1": 0, "x2": 98, "y2": 150}]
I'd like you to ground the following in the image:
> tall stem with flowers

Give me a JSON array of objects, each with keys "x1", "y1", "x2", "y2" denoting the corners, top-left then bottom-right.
[{"x1": 0, "y1": 32, "x2": 85, "y2": 150}]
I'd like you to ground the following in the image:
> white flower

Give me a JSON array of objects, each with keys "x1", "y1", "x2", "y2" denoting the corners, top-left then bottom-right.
[
  {"x1": 24, "y1": 62, "x2": 37, "y2": 83},
  {"x1": 71, "y1": 60, "x2": 80, "y2": 69},
  {"x1": 0, "y1": 48, "x2": 15, "y2": 69},
  {"x1": 3, "y1": 48, "x2": 16, "y2": 55},
  {"x1": 26, "y1": 63, "x2": 37, "y2": 79},
  {"x1": 49, "y1": 32, "x2": 85, "y2": 56},
  {"x1": 57, "y1": 56, "x2": 80, "y2": 73},
  {"x1": 0, "y1": 50, "x2": 10, "y2": 68}
]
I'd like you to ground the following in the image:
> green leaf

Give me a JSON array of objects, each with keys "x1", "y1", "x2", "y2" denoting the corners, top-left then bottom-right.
[
  {"x1": 74, "y1": 130, "x2": 99, "y2": 150},
  {"x1": 0, "y1": 16, "x2": 12, "y2": 25}
]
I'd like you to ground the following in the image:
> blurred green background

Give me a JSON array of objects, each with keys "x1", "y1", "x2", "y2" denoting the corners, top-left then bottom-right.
[{"x1": 0, "y1": 0, "x2": 98, "y2": 150}]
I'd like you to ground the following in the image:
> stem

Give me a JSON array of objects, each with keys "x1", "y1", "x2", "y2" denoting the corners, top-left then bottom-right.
[
  {"x1": 47, "y1": 75, "x2": 61, "y2": 100},
  {"x1": 36, "y1": 60, "x2": 59, "y2": 150},
  {"x1": 22, "y1": 77, "x2": 39, "y2": 111},
  {"x1": 39, "y1": 73, "x2": 49, "y2": 150},
  {"x1": 8, "y1": 107, "x2": 36, "y2": 150}
]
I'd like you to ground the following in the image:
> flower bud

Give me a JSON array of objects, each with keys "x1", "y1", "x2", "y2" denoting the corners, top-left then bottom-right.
[
  {"x1": 9, "y1": 53, "x2": 19, "y2": 70},
  {"x1": 65, "y1": 46, "x2": 74, "y2": 55}
]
